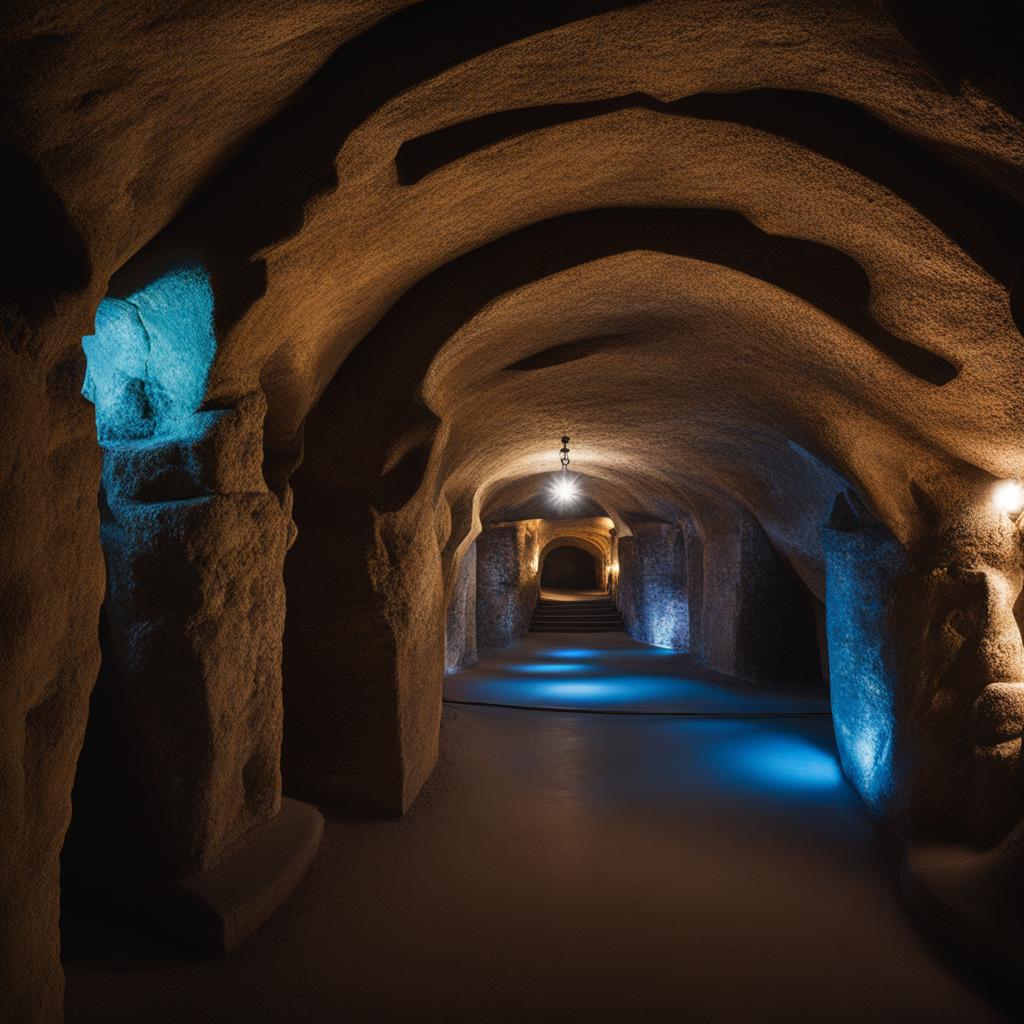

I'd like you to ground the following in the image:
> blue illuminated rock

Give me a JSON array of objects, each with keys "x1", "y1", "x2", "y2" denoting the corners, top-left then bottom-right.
[{"x1": 617, "y1": 522, "x2": 690, "y2": 650}]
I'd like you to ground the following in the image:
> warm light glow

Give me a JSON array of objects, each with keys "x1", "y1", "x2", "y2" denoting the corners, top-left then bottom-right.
[
  {"x1": 993, "y1": 480, "x2": 1024, "y2": 517},
  {"x1": 608, "y1": 562, "x2": 619, "y2": 574},
  {"x1": 549, "y1": 473, "x2": 579, "y2": 506}
]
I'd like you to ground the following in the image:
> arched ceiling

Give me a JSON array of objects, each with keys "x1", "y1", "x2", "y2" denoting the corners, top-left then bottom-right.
[{"x1": 6, "y1": 0, "x2": 1024, "y2": 593}]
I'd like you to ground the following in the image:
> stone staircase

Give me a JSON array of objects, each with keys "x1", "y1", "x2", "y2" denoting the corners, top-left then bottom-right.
[{"x1": 528, "y1": 593, "x2": 626, "y2": 633}]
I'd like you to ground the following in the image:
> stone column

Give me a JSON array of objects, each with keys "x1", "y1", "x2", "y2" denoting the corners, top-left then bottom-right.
[
  {"x1": 283, "y1": 479, "x2": 444, "y2": 815},
  {"x1": 475, "y1": 522, "x2": 541, "y2": 649},
  {"x1": 66, "y1": 392, "x2": 321, "y2": 953},
  {"x1": 616, "y1": 521, "x2": 690, "y2": 649}
]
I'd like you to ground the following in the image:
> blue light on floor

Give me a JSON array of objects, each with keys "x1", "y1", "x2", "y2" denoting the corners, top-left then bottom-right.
[
  {"x1": 543, "y1": 645, "x2": 677, "y2": 660},
  {"x1": 509, "y1": 663, "x2": 594, "y2": 674},
  {"x1": 528, "y1": 682, "x2": 621, "y2": 701},
  {"x1": 467, "y1": 675, "x2": 753, "y2": 708},
  {"x1": 700, "y1": 725, "x2": 844, "y2": 792}
]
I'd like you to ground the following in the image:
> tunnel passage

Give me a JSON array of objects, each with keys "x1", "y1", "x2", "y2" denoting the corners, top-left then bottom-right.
[
  {"x1": 541, "y1": 544, "x2": 600, "y2": 589},
  {"x1": 5, "y1": 4, "x2": 1024, "y2": 1022}
]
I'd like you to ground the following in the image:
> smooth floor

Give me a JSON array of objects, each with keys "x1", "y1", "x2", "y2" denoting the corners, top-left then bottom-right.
[
  {"x1": 64, "y1": 633, "x2": 1012, "y2": 1023},
  {"x1": 447, "y1": 630, "x2": 830, "y2": 715}
]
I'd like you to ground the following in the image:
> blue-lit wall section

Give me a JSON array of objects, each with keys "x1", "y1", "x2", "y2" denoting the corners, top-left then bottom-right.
[
  {"x1": 617, "y1": 523, "x2": 691, "y2": 650},
  {"x1": 82, "y1": 263, "x2": 216, "y2": 442},
  {"x1": 822, "y1": 492, "x2": 906, "y2": 817}
]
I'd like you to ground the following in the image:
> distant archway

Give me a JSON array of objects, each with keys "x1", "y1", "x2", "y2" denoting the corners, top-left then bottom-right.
[{"x1": 540, "y1": 541, "x2": 601, "y2": 589}]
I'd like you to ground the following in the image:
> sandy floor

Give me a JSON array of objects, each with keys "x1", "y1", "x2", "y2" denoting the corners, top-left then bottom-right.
[{"x1": 64, "y1": 635, "x2": 1012, "y2": 1023}]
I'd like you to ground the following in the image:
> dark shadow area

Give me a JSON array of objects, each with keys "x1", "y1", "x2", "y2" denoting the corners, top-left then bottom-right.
[
  {"x1": 735, "y1": 552, "x2": 825, "y2": 688},
  {"x1": 541, "y1": 545, "x2": 599, "y2": 588},
  {"x1": 61, "y1": 905, "x2": 202, "y2": 974},
  {"x1": 60, "y1": 610, "x2": 188, "y2": 969},
  {"x1": 503, "y1": 333, "x2": 626, "y2": 371},
  {"x1": 883, "y1": 0, "x2": 1024, "y2": 115},
  {"x1": 0, "y1": 135, "x2": 90, "y2": 320}
]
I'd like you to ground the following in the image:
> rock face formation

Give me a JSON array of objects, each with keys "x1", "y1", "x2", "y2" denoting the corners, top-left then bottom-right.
[{"x1": 2, "y1": 1, "x2": 1024, "y2": 1019}]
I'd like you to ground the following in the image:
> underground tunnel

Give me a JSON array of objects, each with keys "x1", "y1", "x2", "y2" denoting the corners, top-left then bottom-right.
[{"x1": 3, "y1": 2, "x2": 1024, "y2": 1022}]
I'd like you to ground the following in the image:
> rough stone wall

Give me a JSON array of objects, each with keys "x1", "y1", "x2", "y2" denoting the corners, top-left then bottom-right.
[
  {"x1": 68, "y1": 392, "x2": 290, "y2": 881},
  {"x1": 475, "y1": 522, "x2": 540, "y2": 650},
  {"x1": 445, "y1": 541, "x2": 477, "y2": 672},
  {"x1": 682, "y1": 517, "x2": 705, "y2": 663},
  {"x1": 615, "y1": 522, "x2": 690, "y2": 649},
  {"x1": 702, "y1": 505, "x2": 822, "y2": 687},
  {"x1": 0, "y1": 303, "x2": 105, "y2": 1024}
]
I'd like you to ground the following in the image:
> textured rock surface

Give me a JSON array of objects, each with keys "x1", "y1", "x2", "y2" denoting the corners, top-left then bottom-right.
[
  {"x1": 66, "y1": 392, "x2": 291, "y2": 882},
  {"x1": 616, "y1": 522, "x2": 691, "y2": 649},
  {"x1": 475, "y1": 523, "x2": 541, "y2": 651}
]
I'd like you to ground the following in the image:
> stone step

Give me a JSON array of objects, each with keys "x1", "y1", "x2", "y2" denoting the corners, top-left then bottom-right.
[
  {"x1": 529, "y1": 594, "x2": 625, "y2": 633},
  {"x1": 532, "y1": 614, "x2": 618, "y2": 622},
  {"x1": 532, "y1": 610, "x2": 622, "y2": 617},
  {"x1": 529, "y1": 625, "x2": 625, "y2": 633}
]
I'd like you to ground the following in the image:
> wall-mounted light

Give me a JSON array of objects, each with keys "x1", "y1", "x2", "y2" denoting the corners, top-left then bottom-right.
[
  {"x1": 608, "y1": 562, "x2": 619, "y2": 575},
  {"x1": 548, "y1": 435, "x2": 580, "y2": 507},
  {"x1": 993, "y1": 480, "x2": 1024, "y2": 519}
]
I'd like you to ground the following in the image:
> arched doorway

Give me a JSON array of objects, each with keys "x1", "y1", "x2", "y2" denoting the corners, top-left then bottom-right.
[{"x1": 540, "y1": 544, "x2": 599, "y2": 589}]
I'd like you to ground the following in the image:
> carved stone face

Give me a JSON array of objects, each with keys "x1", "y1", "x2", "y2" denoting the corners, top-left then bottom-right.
[{"x1": 824, "y1": 493, "x2": 1024, "y2": 846}]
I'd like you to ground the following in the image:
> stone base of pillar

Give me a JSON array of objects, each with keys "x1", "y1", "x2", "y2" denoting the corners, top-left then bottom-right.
[
  {"x1": 160, "y1": 798, "x2": 323, "y2": 956},
  {"x1": 285, "y1": 743, "x2": 437, "y2": 818}
]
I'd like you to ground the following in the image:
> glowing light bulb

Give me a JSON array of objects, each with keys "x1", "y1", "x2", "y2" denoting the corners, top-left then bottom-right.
[
  {"x1": 993, "y1": 480, "x2": 1024, "y2": 518},
  {"x1": 550, "y1": 473, "x2": 579, "y2": 506}
]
